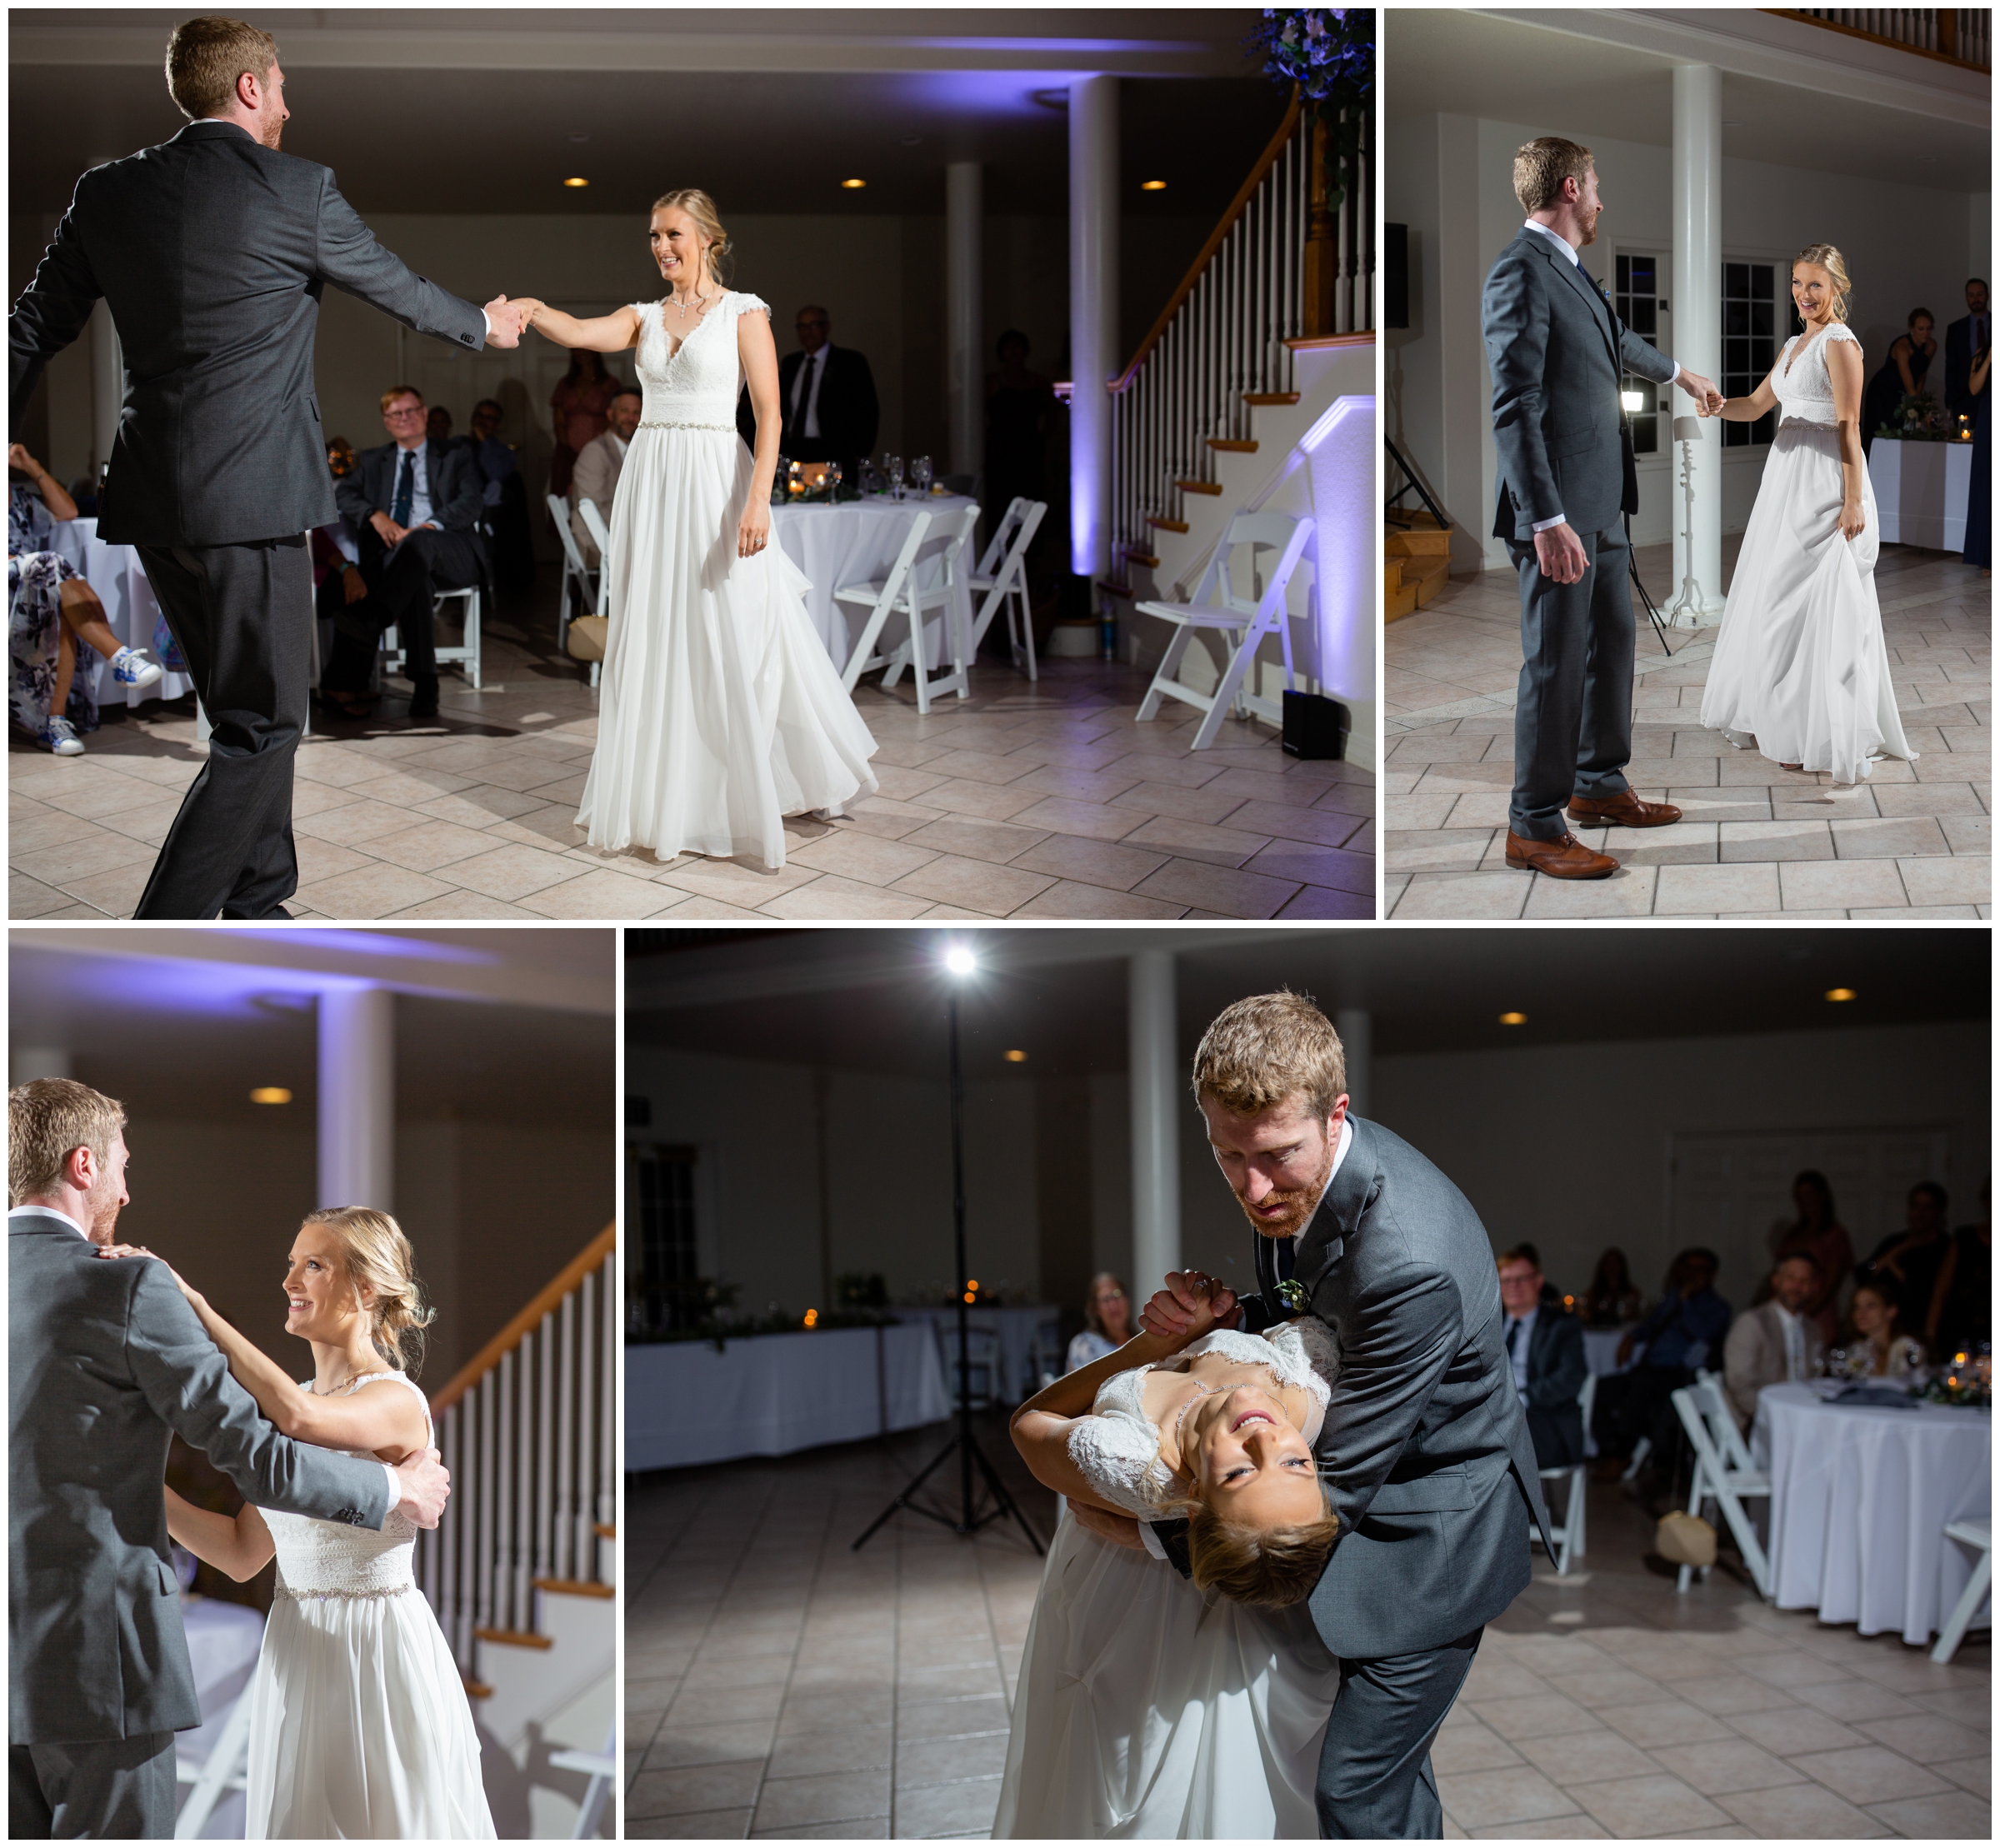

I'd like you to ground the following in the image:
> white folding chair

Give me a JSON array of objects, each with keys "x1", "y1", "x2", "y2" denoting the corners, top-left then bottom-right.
[
  {"x1": 1532, "y1": 1371, "x2": 1595, "y2": 1577},
  {"x1": 1133, "y1": 509, "x2": 1317, "y2": 750},
  {"x1": 936, "y1": 1322, "x2": 1000, "y2": 1411},
  {"x1": 173, "y1": 1685, "x2": 253, "y2": 1838},
  {"x1": 548, "y1": 1725, "x2": 616, "y2": 1838},
  {"x1": 548, "y1": 492, "x2": 599, "y2": 657},
  {"x1": 1671, "y1": 1378, "x2": 1772, "y2": 1597},
  {"x1": 1932, "y1": 1517, "x2": 1992, "y2": 1664},
  {"x1": 380, "y1": 516, "x2": 486, "y2": 694},
  {"x1": 1028, "y1": 1313, "x2": 1065, "y2": 1392},
  {"x1": 574, "y1": 502, "x2": 616, "y2": 687},
  {"x1": 967, "y1": 497, "x2": 1046, "y2": 682},
  {"x1": 838, "y1": 504, "x2": 979, "y2": 713}
]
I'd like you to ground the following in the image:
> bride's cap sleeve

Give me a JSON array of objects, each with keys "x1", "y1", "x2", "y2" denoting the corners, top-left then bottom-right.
[{"x1": 733, "y1": 292, "x2": 772, "y2": 321}]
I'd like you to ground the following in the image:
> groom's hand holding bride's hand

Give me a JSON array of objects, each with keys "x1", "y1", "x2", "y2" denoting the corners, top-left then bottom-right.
[
  {"x1": 392, "y1": 1448, "x2": 450, "y2": 1530},
  {"x1": 481, "y1": 296, "x2": 538, "y2": 349},
  {"x1": 1138, "y1": 1270, "x2": 1239, "y2": 1345},
  {"x1": 1675, "y1": 368, "x2": 1726, "y2": 417}
]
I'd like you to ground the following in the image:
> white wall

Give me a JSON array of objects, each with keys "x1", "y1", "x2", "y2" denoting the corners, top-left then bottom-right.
[{"x1": 1388, "y1": 111, "x2": 1985, "y2": 572}]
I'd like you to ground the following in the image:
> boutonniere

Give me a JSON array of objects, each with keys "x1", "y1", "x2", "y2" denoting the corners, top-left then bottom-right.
[{"x1": 1276, "y1": 1278, "x2": 1311, "y2": 1314}]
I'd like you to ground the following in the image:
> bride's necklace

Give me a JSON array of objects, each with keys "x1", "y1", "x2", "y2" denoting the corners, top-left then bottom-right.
[
  {"x1": 311, "y1": 1366, "x2": 371, "y2": 1397},
  {"x1": 668, "y1": 282, "x2": 716, "y2": 322}
]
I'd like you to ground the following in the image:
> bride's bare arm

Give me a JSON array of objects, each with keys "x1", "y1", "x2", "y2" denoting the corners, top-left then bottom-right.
[
  {"x1": 526, "y1": 303, "x2": 642, "y2": 352},
  {"x1": 1717, "y1": 363, "x2": 1777, "y2": 422},
  {"x1": 1827, "y1": 337, "x2": 1867, "y2": 539},
  {"x1": 163, "y1": 1485, "x2": 274, "y2": 1581},
  {"x1": 737, "y1": 309, "x2": 781, "y2": 557}
]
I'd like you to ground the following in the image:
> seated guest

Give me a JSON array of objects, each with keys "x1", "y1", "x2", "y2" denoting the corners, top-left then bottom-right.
[
  {"x1": 570, "y1": 387, "x2": 642, "y2": 567},
  {"x1": 1766, "y1": 1169, "x2": 1852, "y2": 1346},
  {"x1": 1722, "y1": 1254, "x2": 1824, "y2": 1431},
  {"x1": 1510, "y1": 1239, "x2": 1565, "y2": 1308},
  {"x1": 467, "y1": 397, "x2": 533, "y2": 592},
  {"x1": 1861, "y1": 308, "x2": 1938, "y2": 457},
  {"x1": 550, "y1": 349, "x2": 624, "y2": 497},
  {"x1": 8, "y1": 444, "x2": 162, "y2": 755},
  {"x1": 1857, "y1": 1182, "x2": 1951, "y2": 1348},
  {"x1": 1945, "y1": 277, "x2": 1990, "y2": 421},
  {"x1": 1581, "y1": 1246, "x2": 1644, "y2": 1327},
  {"x1": 737, "y1": 304, "x2": 879, "y2": 479},
  {"x1": 1498, "y1": 1246, "x2": 1588, "y2": 1470},
  {"x1": 425, "y1": 405, "x2": 458, "y2": 449},
  {"x1": 1928, "y1": 1181, "x2": 1990, "y2": 1362},
  {"x1": 1842, "y1": 1281, "x2": 1926, "y2": 1379},
  {"x1": 1591, "y1": 1247, "x2": 1731, "y2": 1486},
  {"x1": 1064, "y1": 1273, "x2": 1132, "y2": 1374},
  {"x1": 328, "y1": 384, "x2": 486, "y2": 720}
]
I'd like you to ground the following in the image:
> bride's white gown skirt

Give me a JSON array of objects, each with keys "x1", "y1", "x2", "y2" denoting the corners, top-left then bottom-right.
[
  {"x1": 1699, "y1": 415, "x2": 1914, "y2": 785},
  {"x1": 992, "y1": 1511, "x2": 1340, "y2": 1840}
]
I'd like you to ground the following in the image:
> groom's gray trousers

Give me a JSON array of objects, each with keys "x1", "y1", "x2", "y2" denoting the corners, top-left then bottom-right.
[
  {"x1": 11, "y1": 1736, "x2": 176, "y2": 1840},
  {"x1": 1319, "y1": 1629, "x2": 1482, "y2": 1839},
  {"x1": 1508, "y1": 524, "x2": 1636, "y2": 840}
]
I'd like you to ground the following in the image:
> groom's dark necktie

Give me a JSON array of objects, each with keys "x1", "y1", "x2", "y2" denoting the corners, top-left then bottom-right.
[{"x1": 392, "y1": 450, "x2": 415, "y2": 527}]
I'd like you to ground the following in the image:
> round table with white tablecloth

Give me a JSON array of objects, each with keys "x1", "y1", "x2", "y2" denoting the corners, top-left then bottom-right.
[
  {"x1": 771, "y1": 493, "x2": 979, "y2": 671},
  {"x1": 47, "y1": 518, "x2": 193, "y2": 706},
  {"x1": 1754, "y1": 1381, "x2": 1992, "y2": 1647},
  {"x1": 892, "y1": 1304, "x2": 1062, "y2": 1404}
]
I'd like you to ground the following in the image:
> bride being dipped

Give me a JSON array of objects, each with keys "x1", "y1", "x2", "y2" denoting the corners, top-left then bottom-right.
[
  {"x1": 1699, "y1": 244, "x2": 1915, "y2": 784},
  {"x1": 517, "y1": 188, "x2": 878, "y2": 871},
  {"x1": 109, "y1": 1209, "x2": 494, "y2": 1840}
]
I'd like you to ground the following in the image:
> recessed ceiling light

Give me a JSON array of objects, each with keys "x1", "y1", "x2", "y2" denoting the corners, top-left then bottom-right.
[
  {"x1": 1498, "y1": 1011, "x2": 1528, "y2": 1026},
  {"x1": 563, "y1": 177, "x2": 588, "y2": 188},
  {"x1": 841, "y1": 177, "x2": 868, "y2": 189},
  {"x1": 249, "y1": 1087, "x2": 292, "y2": 1105},
  {"x1": 1141, "y1": 179, "x2": 1167, "y2": 192},
  {"x1": 1825, "y1": 987, "x2": 1857, "y2": 1002},
  {"x1": 1003, "y1": 1049, "x2": 1028, "y2": 1063}
]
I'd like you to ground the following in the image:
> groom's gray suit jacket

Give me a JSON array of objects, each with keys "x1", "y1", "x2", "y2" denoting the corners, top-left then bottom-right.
[
  {"x1": 1241, "y1": 1116, "x2": 1554, "y2": 1661},
  {"x1": 1482, "y1": 227, "x2": 1678, "y2": 542},
  {"x1": 8, "y1": 1211, "x2": 392, "y2": 1746}
]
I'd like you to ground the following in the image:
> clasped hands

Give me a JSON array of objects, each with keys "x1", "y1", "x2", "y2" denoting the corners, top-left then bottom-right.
[{"x1": 480, "y1": 294, "x2": 536, "y2": 349}]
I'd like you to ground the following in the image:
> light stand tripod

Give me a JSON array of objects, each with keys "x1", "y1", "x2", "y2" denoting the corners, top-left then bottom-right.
[
  {"x1": 852, "y1": 964, "x2": 1043, "y2": 1557},
  {"x1": 1662, "y1": 413, "x2": 1713, "y2": 637}
]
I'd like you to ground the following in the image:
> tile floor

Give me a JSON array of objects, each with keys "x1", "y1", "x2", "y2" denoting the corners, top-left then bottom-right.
[
  {"x1": 1384, "y1": 542, "x2": 1991, "y2": 919},
  {"x1": 624, "y1": 1414, "x2": 1990, "y2": 1841},
  {"x1": 8, "y1": 594, "x2": 1376, "y2": 922}
]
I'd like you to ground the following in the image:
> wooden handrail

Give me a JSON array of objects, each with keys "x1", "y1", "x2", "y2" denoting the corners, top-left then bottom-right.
[
  {"x1": 431, "y1": 1222, "x2": 617, "y2": 1415},
  {"x1": 1763, "y1": 10, "x2": 1990, "y2": 71},
  {"x1": 1108, "y1": 90, "x2": 1304, "y2": 396}
]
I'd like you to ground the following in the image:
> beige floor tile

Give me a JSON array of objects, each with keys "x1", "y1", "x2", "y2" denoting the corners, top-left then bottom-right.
[
  {"x1": 1933, "y1": 1755, "x2": 1991, "y2": 1797},
  {"x1": 1521, "y1": 865, "x2": 1659, "y2": 917},
  {"x1": 1714, "y1": 1781, "x2": 1893, "y2": 1838},
  {"x1": 362, "y1": 818, "x2": 506, "y2": 872},
  {"x1": 1830, "y1": 815, "x2": 1952, "y2": 859},
  {"x1": 1242, "y1": 838, "x2": 1374, "y2": 895},
  {"x1": 1791, "y1": 1742, "x2": 1952, "y2": 1803},
  {"x1": 1898, "y1": 855, "x2": 1992, "y2": 905},
  {"x1": 893, "y1": 1696, "x2": 1011, "y2": 1743},
  {"x1": 629, "y1": 1760, "x2": 766, "y2": 1819},
  {"x1": 1512, "y1": 1727, "x2": 1661, "y2": 1786},
  {"x1": 1602, "y1": 1700, "x2": 1735, "y2": 1749},
  {"x1": 1872, "y1": 780, "x2": 1989, "y2": 816},
  {"x1": 1652, "y1": 861, "x2": 1782, "y2": 913},
  {"x1": 783, "y1": 828, "x2": 941, "y2": 887},
  {"x1": 628, "y1": 1806, "x2": 753, "y2": 1837},
  {"x1": 1007, "y1": 831, "x2": 1171, "y2": 892},
  {"x1": 752, "y1": 875, "x2": 931, "y2": 919},
  {"x1": 894, "y1": 1730, "x2": 1010, "y2": 1787},
  {"x1": 888, "y1": 853, "x2": 1058, "y2": 916},
  {"x1": 751, "y1": 1768, "x2": 892, "y2": 1831},
  {"x1": 1432, "y1": 1722, "x2": 1527, "y2": 1775},
  {"x1": 898, "y1": 815, "x2": 1049, "y2": 866},
  {"x1": 1437, "y1": 1765, "x2": 1581, "y2": 1829},
  {"x1": 1716, "y1": 819, "x2": 1833, "y2": 862},
  {"x1": 1542, "y1": 1667, "x2": 1673, "y2": 1710},
  {"x1": 1464, "y1": 1818, "x2": 1611, "y2": 1839},
  {"x1": 1393, "y1": 871, "x2": 1531, "y2": 918},
  {"x1": 1569, "y1": 1771, "x2": 1730, "y2": 1836},
  {"x1": 1386, "y1": 790, "x2": 1463, "y2": 831},
  {"x1": 1854, "y1": 1712, "x2": 1991, "y2": 1765},
  {"x1": 293, "y1": 862, "x2": 454, "y2": 918},
  {"x1": 1725, "y1": 1704, "x2": 1868, "y2": 1756},
  {"x1": 1129, "y1": 856, "x2": 1299, "y2": 918},
  {"x1": 1860, "y1": 1789, "x2": 1991, "y2": 1838},
  {"x1": 642, "y1": 1721, "x2": 779, "y2": 1771},
  {"x1": 1774, "y1": 857, "x2": 1911, "y2": 909},
  {"x1": 1468, "y1": 1692, "x2": 1591, "y2": 1741},
  {"x1": 1645, "y1": 1738, "x2": 1805, "y2": 1796},
  {"x1": 904, "y1": 776, "x2": 1048, "y2": 822},
  {"x1": 891, "y1": 1774, "x2": 1003, "y2": 1836}
]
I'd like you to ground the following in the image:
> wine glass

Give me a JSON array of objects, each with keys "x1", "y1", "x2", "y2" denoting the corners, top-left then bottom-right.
[
  {"x1": 884, "y1": 453, "x2": 904, "y2": 501},
  {"x1": 911, "y1": 455, "x2": 933, "y2": 497},
  {"x1": 824, "y1": 461, "x2": 842, "y2": 502}
]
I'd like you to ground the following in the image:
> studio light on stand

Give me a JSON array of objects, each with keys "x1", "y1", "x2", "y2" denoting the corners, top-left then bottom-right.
[
  {"x1": 1661, "y1": 414, "x2": 1712, "y2": 637},
  {"x1": 1619, "y1": 391, "x2": 1673, "y2": 657},
  {"x1": 852, "y1": 942, "x2": 1044, "y2": 1557}
]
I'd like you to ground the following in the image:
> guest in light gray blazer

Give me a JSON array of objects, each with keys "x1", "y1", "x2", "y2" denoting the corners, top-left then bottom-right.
[
  {"x1": 1132, "y1": 992, "x2": 1554, "y2": 1839},
  {"x1": 7, "y1": 16, "x2": 528, "y2": 920},
  {"x1": 7, "y1": 1077, "x2": 448, "y2": 1840},
  {"x1": 1481, "y1": 137, "x2": 1721, "y2": 882}
]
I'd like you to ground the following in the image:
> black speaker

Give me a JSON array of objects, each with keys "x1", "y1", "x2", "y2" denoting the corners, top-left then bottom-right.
[
  {"x1": 1282, "y1": 691, "x2": 1350, "y2": 761},
  {"x1": 1385, "y1": 222, "x2": 1408, "y2": 330}
]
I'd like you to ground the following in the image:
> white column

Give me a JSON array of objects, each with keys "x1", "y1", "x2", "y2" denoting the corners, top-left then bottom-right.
[
  {"x1": 318, "y1": 986, "x2": 394, "y2": 1210},
  {"x1": 946, "y1": 161, "x2": 983, "y2": 486},
  {"x1": 1334, "y1": 1008, "x2": 1372, "y2": 1117},
  {"x1": 88, "y1": 301, "x2": 121, "y2": 482},
  {"x1": 1068, "y1": 75, "x2": 1119, "y2": 579},
  {"x1": 1672, "y1": 63, "x2": 1724, "y2": 622},
  {"x1": 10, "y1": 1046, "x2": 72, "y2": 1082},
  {"x1": 1128, "y1": 950, "x2": 1178, "y2": 1291}
]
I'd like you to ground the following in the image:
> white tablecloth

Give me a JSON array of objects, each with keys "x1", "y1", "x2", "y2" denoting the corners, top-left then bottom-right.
[
  {"x1": 1582, "y1": 1326, "x2": 1639, "y2": 1376},
  {"x1": 48, "y1": 517, "x2": 194, "y2": 706},
  {"x1": 1869, "y1": 437, "x2": 1973, "y2": 551},
  {"x1": 625, "y1": 1323, "x2": 950, "y2": 1471},
  {"x1": 892, "y1": 1305, "x2": 1061, "y2": 1404},
  {"x1": 1756, "y1": 1381, "x2": 1992, "y2": 1646},
  {"x1": 772, "y1": 493, "x2": 978, "y2": 667},
  {"x1": 173, "y1": 1595, "x2": 265, "y2": 1837}
]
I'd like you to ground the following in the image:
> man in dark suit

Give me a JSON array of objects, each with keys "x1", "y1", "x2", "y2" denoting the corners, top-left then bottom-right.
[
  {"x1": 1943, "y1": 277, "x2": 1990, "y2": 421},
  {"x1": 8, "y1": 16, "x2": 528, "y2": 917},
  {"x1": 327, "y1": 385, "x2": 487, "y2": 717},
  {"x1": 737, "y1": 304, "x2": 879, "y2": 476},
  {"x1": 1129, "y1": 992, "x2": 1553, "y2": 1839},
  {"x1": 1498, "y1": 1246, "x2": 1588, "y2": 1469},
  {"x1": 1482, "y1": 137, "x2": 1721, "y2": 882}
]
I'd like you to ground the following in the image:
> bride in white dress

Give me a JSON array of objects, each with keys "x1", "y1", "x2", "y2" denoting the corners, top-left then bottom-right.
[
  {"x1": 519, "y1": 188, "x2": 878, "y2": 869},
  {"x1": 996, "y1": 1276, "x2": 1342, "y2": 1838},
  {"x1": 1700, "y1": 243, "x2": 1915, "y2": 783},
  {"x1": 137, "y1": 1208, "x2": 494, "y2": 1839}
]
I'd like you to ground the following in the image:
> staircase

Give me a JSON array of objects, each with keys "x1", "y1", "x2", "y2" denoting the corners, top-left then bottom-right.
[
  {"x1": 1386, "y1": 512, "x2": 1451, "y2": 620},
  {"x1": 418, "y1": 1224, "x2": 618, "y2": 1838}
]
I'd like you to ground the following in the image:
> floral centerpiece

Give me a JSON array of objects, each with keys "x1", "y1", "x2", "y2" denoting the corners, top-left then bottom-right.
[
  {"x1": 1247, "y1": 8, "x2": 1374, "y2": 206},
  {"x1": 1922, "y1": 1346, "x2": 1993, "y2": 1408},
  {"x1": 1874, "y1": 392, "x2": 1958, "y2": 442}
]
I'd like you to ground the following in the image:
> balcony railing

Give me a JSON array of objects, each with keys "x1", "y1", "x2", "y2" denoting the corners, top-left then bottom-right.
[{"x1": 1777, "y1": 9, "x2": 1992, "y2": 69}]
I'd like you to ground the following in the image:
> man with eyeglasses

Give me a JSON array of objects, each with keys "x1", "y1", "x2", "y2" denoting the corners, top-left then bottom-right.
[
  {"x1": 326, "y1": 385, "x2": 486, "y2": 719},
  {"x1": 737, "y1": 305, "x2": 879, "y2": 481}
]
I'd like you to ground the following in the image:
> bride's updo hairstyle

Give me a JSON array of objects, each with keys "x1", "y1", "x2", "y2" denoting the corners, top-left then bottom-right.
[
  {"x1": 652, "y1": 188, "x2": 732, "y2": 288},
  {"x1": 1794, "y1": 243, "x2": 1852, "y2": 323},
  {"x1": 1187, "y1": 1500, "x2": 1342, "y2": 1608},
  {"x1": 302, "y1": 1206, "x2": 436, "y2": 1376}
]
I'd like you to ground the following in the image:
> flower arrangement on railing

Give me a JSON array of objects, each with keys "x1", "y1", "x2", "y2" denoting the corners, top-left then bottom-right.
[
  {"x1": 1874, "y1": 391, "x2": 1959, "y2": 442},
  {"x1": 1247, "y1": 7, "x2": 1375, "y2": 205}
]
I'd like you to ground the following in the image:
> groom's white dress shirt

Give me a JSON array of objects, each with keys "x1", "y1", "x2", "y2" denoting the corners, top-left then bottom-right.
[
  {"x1": 1520, "y1": 217, "x2": 1680, "y2": 536},
  {"x1": 8, "y1": 1202, "x2": 404, "y2": 1510}
]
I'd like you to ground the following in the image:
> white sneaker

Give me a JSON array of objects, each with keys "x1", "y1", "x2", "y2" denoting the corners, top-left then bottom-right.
[
  {"x1": 40, "y1": 717, "x2": 85, "y2": 756},
  {"x1": 109, "y1": 646, "x2": 164, "y2": 688}
]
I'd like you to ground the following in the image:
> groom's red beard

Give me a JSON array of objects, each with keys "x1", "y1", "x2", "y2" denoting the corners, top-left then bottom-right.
[{"x1": 1231, "y1": 1138, "x2": 1336, "y2": 1243}]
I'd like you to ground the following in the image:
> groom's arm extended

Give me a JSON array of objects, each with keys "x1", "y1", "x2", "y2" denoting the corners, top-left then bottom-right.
[
  {"x1": 122, "y1": 1260, "x2": 395, "y2": 1531},
  {"x1": 1482, "y1": 253, "x2": 1564, "y2": 531},
  {"x1": 9, "y1": 201, "x2": 100, "y2": 426},
  {"x1": 312, "y1": 173, "x2": 490, "y2": 353}
]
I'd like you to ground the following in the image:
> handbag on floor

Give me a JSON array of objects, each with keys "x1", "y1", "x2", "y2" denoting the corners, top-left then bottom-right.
[{"x1": 567, "y1": 614, "x2": 608, "y2": 662}]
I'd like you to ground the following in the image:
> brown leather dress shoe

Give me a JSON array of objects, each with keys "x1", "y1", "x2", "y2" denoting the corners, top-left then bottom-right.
[
  {"x1": 1504, "y1": 831, "x2": 1618, "y2": 878},
  {"x1": 1567, "y1": 789, "x2": 1683, "y2": 828}
]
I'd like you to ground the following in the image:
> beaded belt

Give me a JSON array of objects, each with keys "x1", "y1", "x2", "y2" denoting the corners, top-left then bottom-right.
[
  {"x1": 638, "y1": 418, "x2": 736, "y2": 432},
  {"x1": 276, "y1": 1582, "x2": 414, "y2": 1601}
]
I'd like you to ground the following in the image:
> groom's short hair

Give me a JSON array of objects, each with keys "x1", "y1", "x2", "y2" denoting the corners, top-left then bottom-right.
[
  {"x1": 1513, "y1": 137, "x2": 1594, "y2": 215},
  {"x1": 1192, "y1": 991, "x2": 1345, "y2": 1121},
  {"x1": 165, "y1": 17, "x2": 279, "y2": 121},
  {"x1": 8, "y1": 1078, "x2": 127, "y2": 1206}
]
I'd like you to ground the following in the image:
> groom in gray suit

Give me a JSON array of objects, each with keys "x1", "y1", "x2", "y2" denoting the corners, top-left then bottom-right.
[
  {"x1": 8, "y1": 1078, "x2": 449, "y2": 1838},
  {"x1": 1482, "y1": 137, "x2": 1721, "y2": 880},
  {"x1": 8, "y1": 16, "x2": 532, "y2": 919},
  {"x1": 1131, "y1": 991, "x2": 1553, "y2": 1839}
]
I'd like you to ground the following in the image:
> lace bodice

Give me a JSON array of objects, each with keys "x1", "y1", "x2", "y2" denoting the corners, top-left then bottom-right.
[
  {"x1": 1067, "y1": 1321, "x2": 1339, "y2": 1517},
  {"x1": 1774, "y1": 322, "x2": 1859, "y2": 426},
  {"x1": 259, "y1": 1372, "x2": 429, "y2": 1600},
  {"x1": 630, "y1": 291, "x2": 769, "y2": 429}
]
